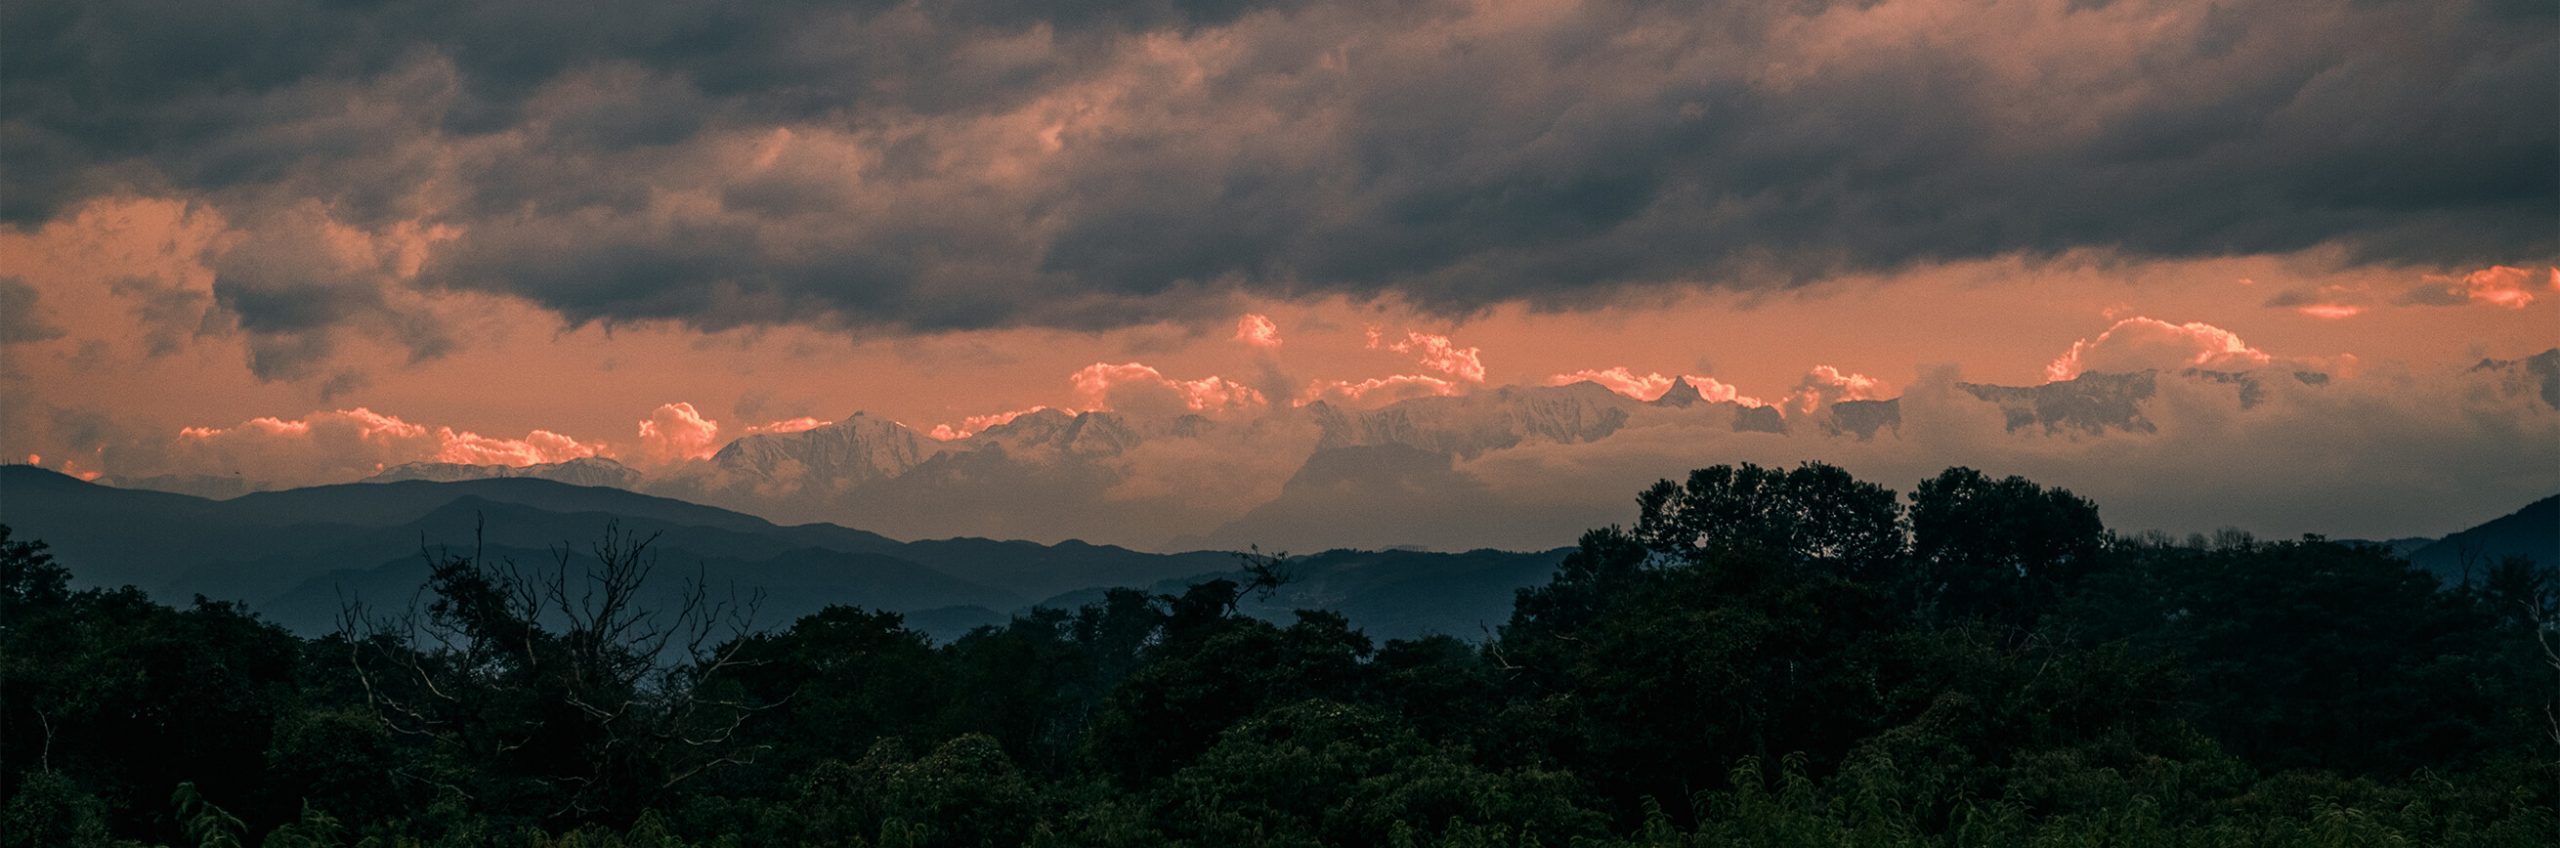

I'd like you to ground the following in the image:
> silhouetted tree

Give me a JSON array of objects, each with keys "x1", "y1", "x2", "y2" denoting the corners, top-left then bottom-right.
[
  {"x1": 1908, "y1": 467, "x2": 2104, "y2": 626},
  {"x1": 336, "y1": 521, "x2": 774, "y2": 823},
  {"x1": 6, "y1": 463, "x2": 2556, "y2": 847},
  {"x1": 1630, "y1": 462, "x2": 1906, "y2": 581}
]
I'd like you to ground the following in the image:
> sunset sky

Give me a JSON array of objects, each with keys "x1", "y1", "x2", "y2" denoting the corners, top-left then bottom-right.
[{"x1": 3, "y1": 1, "x2": 2554, "y2": 545}]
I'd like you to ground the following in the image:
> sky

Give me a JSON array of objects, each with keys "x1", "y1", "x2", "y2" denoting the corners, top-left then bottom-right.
[{"x1": 3, "y1": 0, "x2": 2555, "y2": 545}]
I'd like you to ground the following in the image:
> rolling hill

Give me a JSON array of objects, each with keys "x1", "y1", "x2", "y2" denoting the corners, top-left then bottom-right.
[{"x1": 0, "y1": 466, "x2": 1569, "y2": 642}]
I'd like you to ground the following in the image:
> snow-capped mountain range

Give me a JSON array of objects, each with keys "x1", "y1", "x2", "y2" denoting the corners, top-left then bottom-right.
[{"x1": 181, "y1": 349, "x2": 2554, "y2": 551}]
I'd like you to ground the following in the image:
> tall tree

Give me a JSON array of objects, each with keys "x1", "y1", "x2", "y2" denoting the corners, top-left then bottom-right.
[{"x1": 1908, "y1": 467, "x2": 2104, "y2": 625}]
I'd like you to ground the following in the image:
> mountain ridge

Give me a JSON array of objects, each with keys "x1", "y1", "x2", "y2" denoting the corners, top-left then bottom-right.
[
  {"x1": 3, "y1": 466, "x2": 1569, "y2": 642},
  {"x1": 6, "y1": 464, "x2": 2550, "y2": 644}
]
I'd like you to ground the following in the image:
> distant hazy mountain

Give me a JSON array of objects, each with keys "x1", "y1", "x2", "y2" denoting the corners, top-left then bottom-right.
[
  {"x1": 1308, "y1": 382, "x2": 1634, "y2": 457},
  {"x1": 182, "y1": 367, "x2": 2334, "y2": 550},
  {"x1": 364, "y1": 457, "x2": 645, "y2": 489},
  {"x1": 705, "y1": 412, "x2": 941, "y2": 493},
  {"x1": 1184, "y1": 444, "x2": 1508, "y2": 553},
  {"x1": 0, "y1": 466, "x2": 1556, "y2": 642},
  {"x1": 1946, "y1": 368, "x2": 2333, "y2": 436},
  {"x1": 639, "y1": 381, "x2": 1746, "y2": 544},
  {"x1": 1822, "y1": 399, "x2": 1899, "y2": 439},
  {"x1": 90, "y1": 472, "x2": 267, "y2": 499},
  {"x1": 1957, "y1": 371, "x2": 2162, "y2": 435},
  {"x1": 10, "y1": 462, "x2": 2550, "y2": 643},
  {"x1": 2471, "y1": 348, "x2": 2560, "y2": 410},
  {"x1": 2406, "y1": 494, "x2": 2560, "y2": 584},
  {"x1": 656, "y1": 371, "x2": 2323, "y2": 540}
]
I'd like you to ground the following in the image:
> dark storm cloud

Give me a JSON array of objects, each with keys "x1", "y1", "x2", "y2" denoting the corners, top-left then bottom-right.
[
  {"x1": 109, "y1": 276, "x2": 220, "y2": 358},
  {"x1": 6, "y1": 0, "x2": 2552, "y2": 346},
  {"x1": 0, "y1": 277, "x2": 65, "y2": 345},
  {"x1": 2397, "y1": 284, "x2": 2476, "y2": 307},
  {"x1": 2261, "y1": 289, "x2": 2319, "y2": 309},
  {"x1": 187, "y1": 203, "x2": 457, "y2": 382}
]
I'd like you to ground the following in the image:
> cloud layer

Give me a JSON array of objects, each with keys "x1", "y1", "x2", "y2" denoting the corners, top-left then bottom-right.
[
  {"x1": 6, "y1": 0, "x2": 2550, "y2": 363},
  {"x1": 2046, "y1": 317, "x2": 2273, "y2": 381},
  {"x1": 21, "y1": 335, "x2": 2558, "y2": 551},
  {"x1": 166, "y1": 407, "x2": 605, "y2": 484}
]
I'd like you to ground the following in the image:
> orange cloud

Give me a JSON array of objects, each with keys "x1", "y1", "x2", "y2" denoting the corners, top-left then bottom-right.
[
  {"x1": 2400, "y1": 265, "x2": 2553, "y2": 310},
  {"x1": 1298, "y1": 374, "x2": 1463, "y2": 407},
  {"x1": 56, "y1": 456, "x2": 103, "y2": 482},
  {"x1": 1377, "y1": 330, "x2": 1486, "y2": 383},
  {"x1": 2460, "y1": 266, "x2": 2544, "y2": 309},
  {"x1": 2263, "y1": 282, "x2": 2369, "y2": 319},
  {"x1": 1548, "y1": 367, "x2": 1678, "y2": 400},
  {"x1": 637, "y1": 402, "x2": 723, "y2": 464},
  {"x1": 172, "y1": 407, "x2": 608, "y2": 483},
  {"x1": 1234, "y1": 313, "x2": 1283, "y2": 349},
  {"x1": 179, "y1": 407, "x2": 425, "y2": 443},
  {"x1": 741, "y1": 416, "x2": 832, "y2": 436},
  {"x1": 1512, "y1": 367, "x2": 1781, "y2": 406},
  {"x1": 928, "y1": 406, "x2": 1051, "y2": 441},
  {"x1": 438, "y1": 428, "x2": 601, "y2": 466},
  {"x1": 1682, "y1": 376, "x2": 1767, "y2": 407},
  {"x1": 1070, "y1": 362, "x2": 1267, "y2": 417},
  {"x1": 1787, "y1": 365, "x2": 1885, "y2": 414},
  {"x1": 2045, "y1": 317, "x2": 2271, "y2": 381}
]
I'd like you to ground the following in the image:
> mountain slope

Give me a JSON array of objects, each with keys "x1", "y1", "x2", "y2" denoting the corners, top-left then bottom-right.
[
  {"x1": 2406, "y1": 494, "x2": 2560, "y2": 583},
  {"x1": 364, "y1": 457, "x2": 645, "y2": 488},
  {"x1": 0, "y1": 468, "x2": 1285, "y2": 637}
]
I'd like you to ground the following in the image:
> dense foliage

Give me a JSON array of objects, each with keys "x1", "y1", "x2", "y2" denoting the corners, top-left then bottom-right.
[{"x1": 4, "y1": 464, "x2": 2555, "y2": 846}]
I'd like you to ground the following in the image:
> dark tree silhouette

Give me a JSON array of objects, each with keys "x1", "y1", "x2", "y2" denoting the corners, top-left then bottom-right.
[{"x1": 335, "y1": 521, "x2": 775, "y2": 822}]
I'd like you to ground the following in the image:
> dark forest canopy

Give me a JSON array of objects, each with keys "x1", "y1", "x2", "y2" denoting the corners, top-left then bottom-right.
[{"x1": 3, "y1": 464, "x2": 2556, "y2": 846}]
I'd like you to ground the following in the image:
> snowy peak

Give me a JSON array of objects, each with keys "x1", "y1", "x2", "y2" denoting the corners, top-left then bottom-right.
[
  {"x1": 1053, "y1": 411, "x2": 1145, "y2": 456},
  {"x1": 961, "y1": 408, "x2": 1211, "y2": 458},
  {"x1": 1651, "y1": 378, "x2": 1705, "y2": 408},
  {"x1": 711, "y1": 412, "x2": 938, "y2": 485},
  {"x1": 1311, "y1": 382, "x2": 1632, "y2": 457},
  {"x1": 1952, "y1": 368, "x2": 2337, "y2": 435},
  {"x1": 1960, "y1": 371, "x2": 2159, "y2": 435}
]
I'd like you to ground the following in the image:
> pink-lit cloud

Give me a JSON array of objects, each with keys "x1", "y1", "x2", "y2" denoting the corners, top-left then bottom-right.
[
  {"x1": 178, "y1": 407, "x2": 424, "y2": 443},
  {"x1": 1070, "y1": 362, "x2": 1267, "y2": 418},
  {"x1": 1375, "y1": 330, "x2": 1487, "y2": 383},
  {"x1": 929, "y1": 360, "x2": 1272, "y2": 440},
  {"x1": 1683, "y1": 376, "x2": 1767, "y2": 407},
  {"x1": 30, "y1": 452, "x2": 104, "y2": 482},
  {"x1": 2045, "y1": 317, "x2": 2272, "y2": 382},
  {"x1": 1548, "y1": 367, "x2": 1678, "y2": 401},
  {"x1": 439, "y1": 428, "x2": 603, "y2": 466},
  {"x1": 928, "y1": 406, "x2": 1052, "y2": 441},
  {"x1": 170, "y1": 407, "x2": 608, "y2": 484},
  {"x1": 2460, "y1": 266, "x2": 2546, "y2": 309},
  {"x1": 637, "y1": 402, "x2": 723, "y2": 464},
  {"x1": 2262, "y1": 282, "x2": 2369, "y2": 319},
  {"x1": 742, "y1": 416, "x2": 833, "y2": 436},
  {"x1": 2399, "y1": 266, "x2": 2555, "y2": 310},
  {"x1": 1234, "y1": 313, "x2": 1283, "y2": 349},
  {"x1": 1786, "y1": 366, "x2": 1886, "y2": 414},
  {"x1": 1298, "y1": 374, "x2": 1464, "y2": 407}
]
